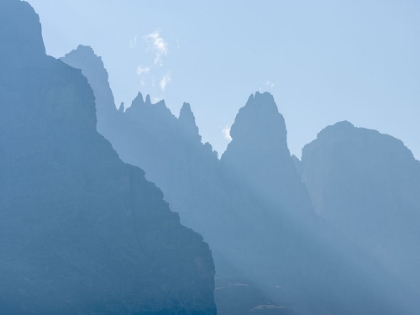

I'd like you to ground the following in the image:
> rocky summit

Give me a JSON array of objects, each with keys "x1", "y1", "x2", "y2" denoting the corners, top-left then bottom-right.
[{"x1": 221, "y1": 92, "x2": 314, "y2": 217}]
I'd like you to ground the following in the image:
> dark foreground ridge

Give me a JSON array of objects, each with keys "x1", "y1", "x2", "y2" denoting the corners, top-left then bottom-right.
[{"x1": 0, "y1": 1, "x2": 216, "y2": 314}]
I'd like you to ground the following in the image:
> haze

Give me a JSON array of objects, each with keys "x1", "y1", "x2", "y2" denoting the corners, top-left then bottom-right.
[{"x1": 2, "y1": 0, "x2": 420, "y2": 314}]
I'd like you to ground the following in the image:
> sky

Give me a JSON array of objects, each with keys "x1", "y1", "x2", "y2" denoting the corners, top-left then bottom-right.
[{"x1": 27, "y1": 0, "x2": 420, "y2": 159}]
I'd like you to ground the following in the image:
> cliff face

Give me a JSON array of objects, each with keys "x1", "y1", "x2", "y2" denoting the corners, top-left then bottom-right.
[
  {"x1": 301, "y1": 121, "x2": 420, "y2": 291},
  {"x1": 0, "y1": 1, "x2": 216, "y2": 314}
]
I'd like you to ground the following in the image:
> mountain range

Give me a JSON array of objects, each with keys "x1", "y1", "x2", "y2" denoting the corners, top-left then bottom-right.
[
  {"x1": 62, "y1": 45, "x2": 420, "y2": 314},
  {"x1": 1, "y1": 1, "x2": 419, "y2": 314}
]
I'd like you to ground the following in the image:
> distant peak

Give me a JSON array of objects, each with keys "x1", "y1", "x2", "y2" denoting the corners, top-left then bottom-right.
[
  {"x1": 62, "y1": 45, "x2": 100, "y2": 63},
  {"x1": 240, "y1": 91, "x2": 278, "y2": 114},
  {"x1": 179, "y1": 102, "x2": 195, "y2": 119},
  {"x1": 317, "y1": 121, "x2": 356, "y2": 138},
  {"x1": 125, "y1": 93, "x2": 175, "y2": 121},
  {"x1": 135, "y1": 92, "x2": 144, "y2": 102},
  {"x1": 145, "y1": 95, "x2": 152, "y2": 105},
  {"x1": 76, "y1": 45, "x2": 95, "y2": 54},
  {"x1": 254, "y1": 91, "x2": 275, "y2": 102},
  {"x1": 179, "y1": 102, "x2": 196, "y2": 121},
  {"x1": 155, "y1": 99, "x2": 167, "y2": 108},
  {"x1": 60, "y1": 44, "x2": 118, "y2": 119},
  {"x1": 204, "y1": 142, "x2": 218, "y2": 159},
  {"x1": 334, "y1": 121, "x2": 355, "y2": 128},
  {"x1": 130, "y1": 92, "x2": 145, "y2": 108},
  {"x1": 178, "y1": 102, "x2": 201, "y2": 142},
  {"x1": 228, "y1": 91, "x2": 286, "y2": 144},
  {"x1": 244, "y1": 91, "x2": 275, "y2": 106}
]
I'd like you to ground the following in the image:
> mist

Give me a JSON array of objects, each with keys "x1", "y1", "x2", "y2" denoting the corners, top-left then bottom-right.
[{"x1": 1, "y1": 1, "x2": 420, "y2": 314}]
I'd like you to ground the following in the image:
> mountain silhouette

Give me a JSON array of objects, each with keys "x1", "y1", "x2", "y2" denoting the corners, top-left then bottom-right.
[
  {"x1": 0, "y1": 1, "x2": 216, "y2": 314},
  {"x1": 62, "y1": 46, "x2": 220, "y2": 232},
  {"x1": 221, "y1": 92, "x2": 313, "y2": 217},
  {"x1": 301, "y1": 121, "x2": 420, "y2": 296},
  {"x1": 61, "y1": 46, "x2": 419, "y2": 314}
]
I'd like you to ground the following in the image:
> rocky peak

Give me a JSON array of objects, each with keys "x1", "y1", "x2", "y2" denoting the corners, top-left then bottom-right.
[
  {"x1": 61, "y1": 45, "x2": 104, "y2": 73},
  {"x1": 221, "y1": 91, "x2": 313, "y2": 215},
  {"x1": 302, "y1": 121, "x2": 420, "y2": 217},
  {"x1": 0, "y1": 1, "x2": 96, "y2": 131},
  {"x1": 228, "y1": 92, "x2": 288, "y2": 151},
  {"x1": 311, "y1": 121, "x2": 356, "y2": 144},
  {"x1": 130, "y1": 92, "x2": 146, "y2": 107},
  {"x1": 179, "y1": 102, "x2": 202, "y2": 143},
  {"x1": 125, "y1": 94, "x2": 175, "y2": 124},
  {"x1": 60, "y1": 45, "x2": 117, "y2": 121},
  {"x1": 145, "y1": 94, "x2": 152, "y2": 105},
  {"x1": 0, "y1": 0, "x2": 46, "y2": 67}
]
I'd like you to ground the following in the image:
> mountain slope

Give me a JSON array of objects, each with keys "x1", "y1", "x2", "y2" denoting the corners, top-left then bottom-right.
[
  {"x1": 301, "y1": 121, "x2": 420, "y2": 294},
  {"x1": 61, "y1": 47, "x2": 418, "y2": 314},
  {"x1": 0, "y1": 1, "x2": 216, "y2": 314}
]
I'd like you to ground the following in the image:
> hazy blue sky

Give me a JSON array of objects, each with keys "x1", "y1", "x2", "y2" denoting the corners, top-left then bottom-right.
[{"x1": 27, "y1": 0, "x2": 420, "y2": 159}]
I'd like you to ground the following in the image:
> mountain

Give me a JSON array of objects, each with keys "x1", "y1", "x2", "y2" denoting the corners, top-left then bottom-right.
[
  {"x1": 62, "y1": 46, "x2": 307, "y2": 313},
  {"x1": 61, "y1": 47, "x2": 418, "y2": 314},
  {"x1": 0, "y1": 1, "x2": 216, "y2": 314},
  {"x1": 221, "y1": 92, "x2": 313, "y2": 217},
  {"x1": 62, "y1": 46, "x2": 220, "y2": 233},
  {"x1": 301, "y1": 121, "x2": 420, "y2": 294},
  {"x1": 58, "y1": 45, "x2": 117, "y2": 132},
  {"x1": 217, "y1": 93, "x2": 409, "y2": 314}
]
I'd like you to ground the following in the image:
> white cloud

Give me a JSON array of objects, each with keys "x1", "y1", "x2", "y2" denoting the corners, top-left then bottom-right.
[
  {"x1": 159, "y1": 72, "x2": 171, "y2": 91},
  {"x1": 265, "y1": 80, "x2": 275, "y2": 88},
  {"x1": 136, "y1": 65, "x2": 150, "y2": 75},
  {"x1": 132, "y1": 30, "x2": 174, "y2": 98},
  {"x1": 129, "y1": 35, "x2": 138, "y2": 48},
  {"x1": 143, "y1": 30, "x2": 168, "y2": 66},
  {"x1": 152, "y1": 97, "x2": 161, "y2": 103},
  {"x1": 222, "y1": 126, "x2": 232, "y2": 141}
]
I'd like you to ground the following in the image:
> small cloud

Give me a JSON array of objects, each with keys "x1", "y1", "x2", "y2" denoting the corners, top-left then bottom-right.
[
  {"x1": 152, "y1": 97, "x2": 161, "y2": 103},
  {"x1": 132, "y1": 29, "x2": 174, "y2": 98},
  {"x1": 136, "y1": 65, "x2": 150, "y2": 75},
  {"x1": 265, "y1": 80, "x2": 275, "y2": 88},
  {"x1": 159, "y1": 72, "x2": 171, "y2": 91},
  {"x1": 129, "y1": 35, "x2": 138, "y2": 48},
  {"x1": 222, "y1": 126, "x2": 232, "y2": 141},
  {"x1": 143, "y1": 30, "x2": 168, "y2": 66}
]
